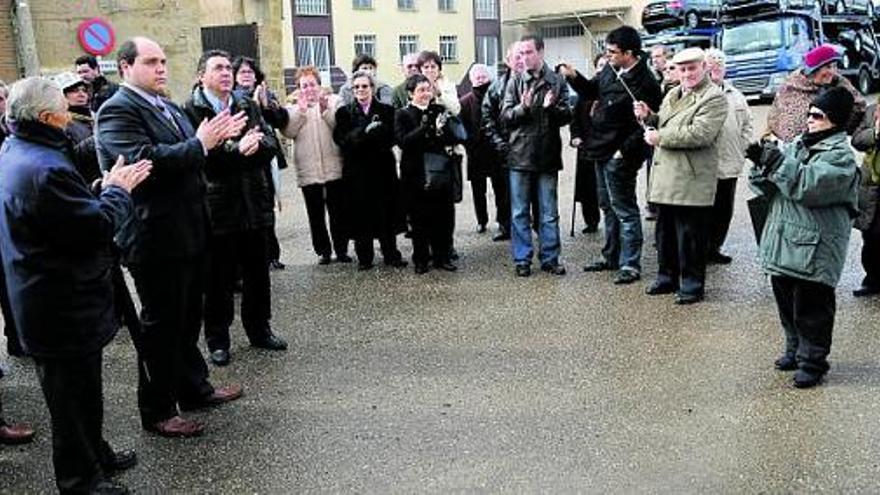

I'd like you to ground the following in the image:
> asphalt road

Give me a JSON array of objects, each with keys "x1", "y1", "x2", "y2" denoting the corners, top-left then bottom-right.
[{"x1": 2, "y1": 104, "x2": 880, "y2": 493}]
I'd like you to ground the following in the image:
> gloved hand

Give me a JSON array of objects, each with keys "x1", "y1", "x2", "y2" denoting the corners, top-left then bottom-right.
[
  {"x1": 762, "y1": 142, "x2": 784, "y2": 175},
  {"x1": 365, "y1": 121, "x2": 383, "y2": 134},
  {"x1": 745, "y1": 142, "x2": 764, "y2": 165}
]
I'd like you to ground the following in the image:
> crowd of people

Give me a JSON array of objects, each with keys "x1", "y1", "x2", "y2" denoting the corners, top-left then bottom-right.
[{"x1": 0, "y1": 23, "x2": 877, "y2": 494}]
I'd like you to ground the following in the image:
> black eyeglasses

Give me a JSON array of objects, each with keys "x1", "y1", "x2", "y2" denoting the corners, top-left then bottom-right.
[{"x1": 807, "y1": 111, "x2": 827, "y2": 121}]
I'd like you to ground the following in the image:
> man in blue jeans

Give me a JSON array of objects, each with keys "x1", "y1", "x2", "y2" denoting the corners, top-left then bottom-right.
[
  {"x1": 501, "y1": 34, "x2": 573, "y2": 277},
  {"x1": 559, "y1": 26, "x2": 662, "y2": 284}
]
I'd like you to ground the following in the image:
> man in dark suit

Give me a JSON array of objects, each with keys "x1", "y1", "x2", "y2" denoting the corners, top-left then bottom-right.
[
  {"x1": 182, "y1": 50, "x2": 287, "y2": 366},
  {"x1": 96, "y1": 37, "x2": 245, "y2": 438}
]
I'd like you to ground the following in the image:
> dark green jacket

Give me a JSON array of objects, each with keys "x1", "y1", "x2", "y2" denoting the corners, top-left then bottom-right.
[{"x1": 749, "y1": 131, "x2": 859, "y2": 287}]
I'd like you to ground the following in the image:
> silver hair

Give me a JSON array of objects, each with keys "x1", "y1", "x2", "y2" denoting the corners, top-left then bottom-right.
[
  {"x1": 7, "y1": 77, "x2": 66, "y2": 123},
  {"x1": 351, "y1": 70, "x2": 376, "y2": 88},
  {"x1": 705, "y1": 48, "x2": 726, "y2": 66},
  {"x1": 469, "y1": 63, "x2": 494, "y2": 83}
]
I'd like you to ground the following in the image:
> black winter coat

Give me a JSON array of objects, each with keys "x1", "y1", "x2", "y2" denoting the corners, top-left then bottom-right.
[
  {"x1": 459, "y1": 84, "x2": 500, "y2": 179},
  {"x1": 95, "y1": 86, "x2": 209, "y2": 265},
  {"x1": 65, "y1": 107, "x2": 101, "y2": 183},
  {"x1": 569, "y1": 56, "x2": 663, "y2": 166},
  {"x1": 333, "y1": 99, "x2": 406, "y2": 237},
  {"x1": 90, "y1": 75, "x2": 119, "y2": 113},
  {"x1": 0, "y1": 121, "x2": 132, "y2": 358},
  {"x1": 500, "y1": 63, "x2": 573, "y2": 173},
  {"x1": 395, "y1": 103, "x2": 462, "y2": 203},
  {"x1": 182, "y1": 88, "x2": 277, "y2": 235},
  {"x1": 481, "y1": 69, "x2": 514, "y2": 162}
]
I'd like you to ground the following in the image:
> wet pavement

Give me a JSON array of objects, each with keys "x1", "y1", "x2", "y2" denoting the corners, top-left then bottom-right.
[{"x1": 2, "y1": 104, "x2": 880, "y2": 493}]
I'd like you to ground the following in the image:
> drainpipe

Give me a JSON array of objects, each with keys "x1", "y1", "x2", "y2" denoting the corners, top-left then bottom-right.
[{"x1": 12, "y1": 0, "x2": 41, "y2": 76}]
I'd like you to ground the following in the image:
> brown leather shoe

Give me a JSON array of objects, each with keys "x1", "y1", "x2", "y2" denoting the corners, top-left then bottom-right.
[
  {"x1": 146, "y1": 416, "x2": 205, "y2": 438},
  {"x1": 179, "y1": 384, "x2": 243, "y2": 411},
  {"x1": 0, "y1": 422, "x2": 35, "y2": 445}
]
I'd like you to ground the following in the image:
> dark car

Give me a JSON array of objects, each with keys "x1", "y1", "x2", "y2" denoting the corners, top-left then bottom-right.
[
  {"x1": 721, "y1": 0, "x2": 818, "y2": 17},
  {"x1": 822, "y1": 0, "x2": 877, "y2": 17},
  {"x1": 642, "y1": 0, "x2": 722, "y2": 34}
]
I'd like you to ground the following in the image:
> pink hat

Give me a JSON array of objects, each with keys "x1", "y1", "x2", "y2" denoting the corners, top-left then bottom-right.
[{"x1": 803, "y1": 44, "x2": 842, "y2": 75}]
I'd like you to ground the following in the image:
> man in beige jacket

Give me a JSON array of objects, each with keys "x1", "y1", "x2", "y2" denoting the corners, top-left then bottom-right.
[{"x1": 634, "y1": 48, "x2": 728, "y2": 305}]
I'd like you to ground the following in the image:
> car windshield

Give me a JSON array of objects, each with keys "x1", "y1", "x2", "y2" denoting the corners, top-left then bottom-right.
[{"x1": 721, "y1": 20, "x2": 783, "y2": 55}]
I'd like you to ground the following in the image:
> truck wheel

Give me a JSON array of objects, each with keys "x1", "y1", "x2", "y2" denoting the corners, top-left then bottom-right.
[
  {"x1": 858, "y1": 68, "x2": 873, "y2": 95},
  {"x1": 685, "y1": 11, "x2": 699, "y2": 28}
]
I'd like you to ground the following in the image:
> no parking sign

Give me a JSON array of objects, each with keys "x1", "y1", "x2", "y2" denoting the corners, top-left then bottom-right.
[{"x1": 77, "y1": 18, "x2": 116, "y2": 56}]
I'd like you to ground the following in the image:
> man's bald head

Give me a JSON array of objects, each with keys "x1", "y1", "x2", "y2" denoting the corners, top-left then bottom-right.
[{"x1": 117, "y1": 37, "x2": 168, "y2": 95}]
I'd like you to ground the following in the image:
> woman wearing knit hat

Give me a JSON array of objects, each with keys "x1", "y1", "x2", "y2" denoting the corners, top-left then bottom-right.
[
  {"x1": 747, "y1": 86, "x2": 861, "y2": 388},
  {"x1": 766, "y1": 44, "x2": 866, "y2": 142}
]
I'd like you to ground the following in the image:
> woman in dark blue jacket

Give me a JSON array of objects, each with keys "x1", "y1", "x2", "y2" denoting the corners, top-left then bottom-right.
[{"x1": 0, "y1": 77, "x2": 150, "y2": 494}]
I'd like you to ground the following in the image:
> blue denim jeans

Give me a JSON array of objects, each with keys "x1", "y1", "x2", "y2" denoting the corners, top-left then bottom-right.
[
  {"x1": 595, "y1": 158, "x2": 643, "y2": 273},
  {"x1": 509, "y1": 170, "x2": 560, "y2": 266}
]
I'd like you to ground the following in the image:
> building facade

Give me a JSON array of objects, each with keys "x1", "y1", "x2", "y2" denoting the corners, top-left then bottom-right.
[
  {"x1": 501, "y1": 0, "x2": 649, "y2": 76},
  {"x1": 0, "y1": 0, "x2": 285, "y2": 101},
  {"x1": 286, "y1": 0, "x2": 502, "y2": 91}
]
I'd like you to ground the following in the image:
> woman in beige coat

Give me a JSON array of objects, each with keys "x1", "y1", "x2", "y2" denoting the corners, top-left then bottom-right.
[{"x1": 282, "y1": 66, "x2": 350, "y2": 264}]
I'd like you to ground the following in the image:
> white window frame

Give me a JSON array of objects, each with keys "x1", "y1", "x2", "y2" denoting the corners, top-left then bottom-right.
[
  {"x1": 399, "y1": 34, "x2": 420, "y2": 61},
  {"x1": 398, "y1": 0, "x2": 415, "y2": 10},
  {"x1": 438, "y1": 0, "x2": 455, "y2": 12},
  {"x1": 474, "y1": 0, "x2": 498, "y2": 19},
  {"x1": 476, "y1": 35, "x2": 499, "y2": 66},
  {"x1": 439, "y1": 35, "x2": 458, "y2": 63},
  {"x1": 353, "y1": 34, "x2": 377, "y2": 58},
  {"x1": 294, "y1": 0, "x2": 328, "y2": 16},
  {"x1": 296, "y1": 35, "x2": 330, "y2": 70}
]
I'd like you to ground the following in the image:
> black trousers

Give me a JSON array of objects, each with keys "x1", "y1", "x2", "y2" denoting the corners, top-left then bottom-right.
[
  {"x1": 266, "y1": 227, "x2": 281, "y2": 262},
  {"x1": 35, "y1": 353, "x2": 118, "y2": 494},
  {"x1": 301, "y1": 180, "x2": 348, "y2": 257},
  {"x1": 575, "y1": 152, "x2": 600, "y2": 228},
  {"x1": 0, "y1": 258, "x2": 22, "y2": 356},
  {"x1": 655, "y1": 204, "x2": 712, "y2": 297},
  {"x1": 709, "y1": 178, "x2": 737, "y2": 253},
  {"x1": 129, "y1": 260, "x2": 213, "y2": 426},
  {"x1": 471, "y1": 167, "x2": 511, "y2": 232},
  {"x1": 771, "y1": 275, "x2": 836, "y2": 374},
  {"x1": 410, "y1": 189, "x2": 454, "y2": 266},
  {"x1": 204, "y1": 229, "x2": 272, "y2": 352},
  {"x1": 860, "y1": 206, "x2": 880, "y2": 288},
  {"x1": 355, "y1": 234, "x2": 402, "y2": 266}
]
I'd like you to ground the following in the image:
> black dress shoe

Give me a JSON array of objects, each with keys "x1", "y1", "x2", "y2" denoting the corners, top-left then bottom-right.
[
  {"x1": 434, "y1": 262, "x2": 458, "y2": 272},
  {"x1": 358, "y1": 263, "x2": 374, "y2": 271},
  {"x1": 774, "y1": 354, "x2": 797, "y2": 371},
  {"x1": 210, "y1": 349, "x2": 231, "y2": 366},
  {"x1": 414, "y1": 263, "x2": 430, "y2": 274},
  {"x1": 645, "y1": 281, "x2": 676, "y2": 295},
  {"x1": 318, "y1": 254, "x2": 332, "y2": 265},
  {"x1": 336, "y1": 254, "x2": 353, "y2": 263},
  {"x1": 793, "y1": 369, "x2": 825, "y2": 388},
  {"x1": 268, "y1": 259, "x2": 286, "y2": 271},
  {"x1": 477, "y1": 224, "x2": 487, "y2": 233},
  {"x1": 6, "y1": 342, "x2": 27, "y2": 357},
  {"x1": 91, "y1": 480, "x2": 130, "y2": 495},
  {"x1": 492, "y1": 232, "x2": 511, "y2": 242},
  {"x1": 541, "y1": 263, "x2": 566, "y2": 276},
  {"x1": 102, "y1": 447, "x2": 138, "y2": 474},
  {"x1": 583, "y1": 260, "x2": 617, "y2": 272},
  {"x1": 613, "y1": 269, "x2": 640, "y2": 285},
  {"x1": 853, "y1": 285, "x2": 880, "y2": 297},
  {"x1": 515, "y1": 264, "x2": 531, "y2": 277},
  {"x1": 582, "y1": 224, "x2": 598, "y2": 233},
  {"x1": 384, "y1": 258, "x2": 408, "y2": 268},
  {"x1": 674, "y1": 293, "x2": 703, "y2": 305},
  {"x1": 449, "y1": 248, "x2": 460, "y2": 261},
  {"x1": 251, "y1": 333, "x2": 288, "y2": 351},
  {"x1": 708, "y1": 251, "x2": 733, "y2": 265}
]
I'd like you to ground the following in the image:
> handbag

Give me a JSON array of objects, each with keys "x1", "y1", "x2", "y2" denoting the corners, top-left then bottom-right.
[
  {"x1": 423, "y1": 151, "x2": 453, "y2": 192},
  {"x1": 446, "y1": 115, "x2": 468, "y2": 142},
  {"x1": 747, "y1": 194, "x2": 771, "y2": 246}
]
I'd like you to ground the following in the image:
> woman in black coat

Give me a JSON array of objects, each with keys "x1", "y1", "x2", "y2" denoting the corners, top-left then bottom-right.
[
  {"x1": 333, "y1": 70, "x2": 407, "y2": 270},
  {"x1": 396, "y1": 74, "x2": 462, "y2": 274}
]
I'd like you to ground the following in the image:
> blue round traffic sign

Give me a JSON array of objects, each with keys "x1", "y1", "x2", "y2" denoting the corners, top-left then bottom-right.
[{"x1": 77, "y1": 18, "x2": 116, "y2": 57}]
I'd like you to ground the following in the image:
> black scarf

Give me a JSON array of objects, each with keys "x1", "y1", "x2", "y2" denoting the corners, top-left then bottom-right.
[{"x1": 801, "y1": 127, "x2": 841, "y2": 149}]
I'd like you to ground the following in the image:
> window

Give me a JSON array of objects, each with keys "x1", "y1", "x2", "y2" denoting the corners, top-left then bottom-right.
[
  {"x1": 439, "y1": 35, "x2": 458, "y2": 63},
  {"x1": 399, "y1": 35, "x2": 419, "y2": 60},
  {"x1": 398, "y1": 0, "x2": 415, "y2": 10},
  {"x1": 476, "y1": 36, "x2": 499, "y2": 66},
  {"x1": 353, "y1": 0, "x2": 373, "y2": 9},
  {"x1": 474, "y1": 0, "x2": 497, "y2": 19},
  {"x1": 296, "y1": 36, "x2": 330, "y2": 70},
  {"x1": 438, "y1": 0, "x2": 454, "y2": 11},
  {"x1": 295, "y1": 0, "x2": 328, "y2": 15},
  {"x1": 353, "y1": 34, "x2": 376, "y2": 58}
]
